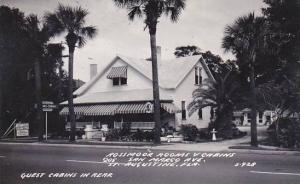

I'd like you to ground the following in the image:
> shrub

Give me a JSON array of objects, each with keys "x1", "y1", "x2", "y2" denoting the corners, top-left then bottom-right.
[
  {"x1": 180, "y1": 124, "x2": 199, "y2": 141},
  {"x1": 198, "y1": 128, "x2": 210, "y2": 140},
  {"x1": 144, "y1": 130, "x2": 155, "y2": 142},
  {"x1": 120, "y1": 122, "x2": 131, "y2": 137},
  {"x1": 207, "y1": 122, "x2": 246, "y2": 139},
  {"x1": 106, "y1": 129, "x2": 121, "y2": 141},
  {"x1": 267, "y1": 118, "x2": 300, "y2": 148},
  {"x1": 132, "y1": 129, "x2": 144, "y2": 142}
]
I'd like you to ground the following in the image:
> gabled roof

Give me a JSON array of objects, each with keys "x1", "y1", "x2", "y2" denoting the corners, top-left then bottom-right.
[
  {"x1": 62, "y1": 89, "x2": 173, "y2": 105},
  {"x1": 74, "y1": 54, "x2": 214, "y2": 96}
]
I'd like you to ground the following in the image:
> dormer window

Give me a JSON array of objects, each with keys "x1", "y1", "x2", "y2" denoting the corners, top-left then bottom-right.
[
  {"x1": 107, "y1": 66, "x2": 127, "y2": 86},
  {"x1": 195, "y1": 66, "x2": 202, "y2": 85}
]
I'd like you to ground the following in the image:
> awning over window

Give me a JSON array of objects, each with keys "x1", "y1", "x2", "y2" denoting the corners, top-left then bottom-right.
[
  {"x1": 60, "y1": 106, "x2": 90, "y2": 116},
  {"x1": 116, "y1": 103, "x2": 181, "y2": 114},
  {"x1": 85, "y1": 104, "x2": 119, "y2": 116},
  {"x1": 161, "y1": 103, "x2": 181, "y2": 113},
  {"x1": 59, "y1": 102, "x2": 181, "y2": 116},
  {"x1": 107, "y1": 66, "x2": 127, "y2": 79},
  {"x1": 116, "y1": 103, "x2": 148, "y2": 114},
  {"x1": 59, "y1": 104, "x2": 119, "y2": 116}
]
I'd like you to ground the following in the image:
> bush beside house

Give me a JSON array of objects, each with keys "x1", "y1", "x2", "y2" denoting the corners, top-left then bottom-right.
[{"x1": 266, "y1": 118, "x2": 300, "y2": 148}]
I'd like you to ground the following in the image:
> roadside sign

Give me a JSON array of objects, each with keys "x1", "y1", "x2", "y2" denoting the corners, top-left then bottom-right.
[
  {"x1": 42, "y1": 102, "x2": 56, "y2": 140},
  {"x1": 43, "y1": 108, "x2": 53, "y2": 112},
  {"x1": 42, "y1": 102, "x2": 56, "y2": 112},
  {"x1": 42, "y1": 101, "x2": 54, "y2": 105},
  {"x1": 16, "y1": 123, "x2": 29, "y2": 137},
  {"x1": 42, "y1": 104, "x2": 57, "y2": 109}
]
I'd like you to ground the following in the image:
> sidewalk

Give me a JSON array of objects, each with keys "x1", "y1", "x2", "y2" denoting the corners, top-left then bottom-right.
[
  {"x1": 1, "y1": 135, "x2": 299, "y2": 155},
  {"x1": 1, "y1": 126, "x2": 299, "y2": 155}
]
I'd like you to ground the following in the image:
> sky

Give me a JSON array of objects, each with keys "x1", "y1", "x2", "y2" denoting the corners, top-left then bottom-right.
[{"x1": 1, "y1": 0, "x2": 266, "y2": 82}]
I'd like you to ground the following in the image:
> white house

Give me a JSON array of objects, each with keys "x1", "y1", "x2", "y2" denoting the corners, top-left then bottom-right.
[
  {"x1": 60, "y1": 47, "x2": 215, "y2": 131},
  {"x1": 233, "y1": 108, "x2": 277, "y2": 126}
]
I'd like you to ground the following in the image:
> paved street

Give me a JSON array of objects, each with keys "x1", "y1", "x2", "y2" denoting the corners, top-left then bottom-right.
[{"x1": 0, "y1": 143, "x2": 300, "y2": 184}]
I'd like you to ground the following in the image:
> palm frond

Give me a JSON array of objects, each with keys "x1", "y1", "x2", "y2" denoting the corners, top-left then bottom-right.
[
  {"x1": 128, "y1": 5, "x2": 143, "y2": 21},
  {"x1": 164, "y1": 0, "x2": 185, "y2": 22},
  {"x1": 77, "y1": 36, "x2": 86, "y2": 48},
  {"x1": 113, "y1": 0, "x2": 145, "y2": 8},
  {"x1": 45, "y1": 4, "x2": 97, "y2": 48},
  {"x1": 80, "y1": 26, "x2": 97, "y2": 39},
  {"x1": 74, "y1": 6, "x2": 88, "y2": 28},
  {"x1": 44, "y1": 12, "x2": 64, "y2": 36},
  {"x1": 56, "y1": 4, "x2": 76, "y2": 31},
  {"x1": 188, "y1": 101, "x2": 216, "y2": 117}
]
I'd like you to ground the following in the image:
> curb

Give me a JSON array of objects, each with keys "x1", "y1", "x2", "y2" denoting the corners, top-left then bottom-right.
[{"x1": 0, "y1": 141, "x2": 299, "y2": 155}]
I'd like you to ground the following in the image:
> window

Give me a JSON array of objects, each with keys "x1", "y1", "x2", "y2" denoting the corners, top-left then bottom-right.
[
  {"x1": 121, "y1": 77, "x2": 127, "y2": 85},
  {"x1": 259, "y1": 112, "x2": 263, "y2": 123},
  {"x1": 113, "y1": 78, "x2": 119, "y2": 86},
  {"x1": 198, "y1": 109, "x2": 202, "y2": 119},
  {"x1": 112, "y1": 77, "x2": 127, "y2": 86},
  {"x1": 107, "y1": 66, "x2": 127, "y2": 86},
  {"x1": 195, "y1": 67, "x2": 199, "y2": 85},
  {"x1": 199, "y1": 69, "x2": 202, "y2": 84},
  {"x1": 195, "y1": 67, "x2": 202, "y2": 85},
  {"x1": 181, "y1": 101, "x2": 186, "y2": 120},
  {"x1": 247, "y1": 113, "x2": 251, "y2": 123}
]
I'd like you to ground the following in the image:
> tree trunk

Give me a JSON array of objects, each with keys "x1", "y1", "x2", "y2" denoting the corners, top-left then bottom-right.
[
  {"x1": 250, "y1": 64, "x2": 258, "y2": 147},
  {"x1": 0, "y1": 63, "x2": 3, "y2": 136},
  {"x1": 34, "y1": 60, "x2": 43, "y2": 141},
  {"x1": 149, "y1": 33, "x2": 161, "y2": 144},
  {"x1": 58, "y1": 49, "x2": 64, "y2": 103},
  {"x1": 68, "y1": 49, "x2": 76, "y2": 142}
]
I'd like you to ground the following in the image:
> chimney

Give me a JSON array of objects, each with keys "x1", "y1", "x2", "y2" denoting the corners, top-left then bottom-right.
[
  {"x1": 156, "y1": 46, "x2": 161, "y2": 63},
  {"x1": 90, "y1": 64, "x2": 97, "y2": 79}
]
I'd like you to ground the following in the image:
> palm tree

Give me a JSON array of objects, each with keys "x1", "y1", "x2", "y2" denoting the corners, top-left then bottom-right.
[
  {"x1": 45, "y1": 4, "x2": 97, "y2": 141},
  {"x1": 222, "y1": 13, "x2": 266, "y2": 146},
  {"x1": 187, "y1": 71, "x2": 239, "y2": 138},
  {"x1": 113, "y1": 0, "x2": 186, "y2": 144}
]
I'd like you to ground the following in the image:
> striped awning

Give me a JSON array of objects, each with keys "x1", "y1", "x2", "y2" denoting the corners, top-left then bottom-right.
[
  {"x1": 116, "y1": 103, "x2": 181, "y2": 114},
  {"x1": 60, "y1": 102, "x2": 181, "y2": 116},
  {"x1": 161, "y1": 103, "x2": 181, "y2": 113},
  {"x1": 116, "y1": 103, "x2": 149, "y2": 114},
  {"x1": 107, "y1": 66, "x2": 127, "y2": 79},
  {"x1": 59, "y1": 104, "x2": 119, "y2": 116},
  {"x1": 60, "y1": 106, "x2": 90, "y2": 116},
  {"x1": 85, "y1": 104, "x2": 119, "y2": 116}
]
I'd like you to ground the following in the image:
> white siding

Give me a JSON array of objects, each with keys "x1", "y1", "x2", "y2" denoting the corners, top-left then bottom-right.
[
  {"x1": 85, "y1": 58, "x2": 153, "y2": 94},
  {"x1": 82, "y1": 58, "x2": 211, "y2": 129},
  {"x1": 173, "y1": 62, "x2": 210, "y2": 129}
]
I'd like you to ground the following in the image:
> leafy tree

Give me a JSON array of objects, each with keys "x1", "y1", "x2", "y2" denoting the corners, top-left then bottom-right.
[
  {"x1": 174, "y1": 45, "x2": 201, "y2": 57},
  {"x1": 45, "y1": 4, "x2": 97, "y2": 141},
  {"x1": 173, "y1": 45, "x2": 237, "y2": 77},
  {"x1": 25, "y1": 15, "x2": 51, "y2": 141},
  {"x1": 222, "y1": 13, "x2": 267, "y2": 147},
  {"x1": 262, "y1": 0, "x2": 300, "y2": 63},
  {"x1": 260, "y1": 0, "x2": 300, "y2": 112},
  {"x1": 0, "y1": 6, "x2": 33, "y2": 136},
  {"x1": 0, "y1": 6, "x2": 72, "y2": 138},
  {"x1": 113, "y1": 0, "x2": 186, "y2": 144}
]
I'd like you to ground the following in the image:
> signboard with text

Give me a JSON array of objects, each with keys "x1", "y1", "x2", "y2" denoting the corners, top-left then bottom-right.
[
  {"x1": 42, "y1": 101, "x2": 56, "y2": 112},
  {"x1": 15, "y1": 123, "x2": 29, "y2": 137}
]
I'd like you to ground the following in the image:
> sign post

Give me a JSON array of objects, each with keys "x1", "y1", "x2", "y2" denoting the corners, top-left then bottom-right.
[
  {"x1": 42, "y1": 101, "x2": 56, "y2": 140},
  {"x1": 45, "y1": 111, "x2": 48, "y2": 140}
]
